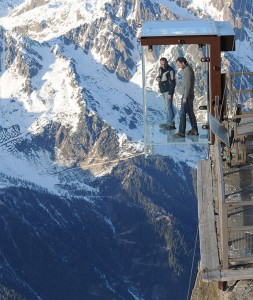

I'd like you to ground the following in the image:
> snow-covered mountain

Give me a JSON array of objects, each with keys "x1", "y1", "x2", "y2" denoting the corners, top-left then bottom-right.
[
  {"x1": 0, "y1": 0, "x2": 252, "y2": 299},
  {"x1": 0, "y1": 0, "x2": 212, "y2": 192}
]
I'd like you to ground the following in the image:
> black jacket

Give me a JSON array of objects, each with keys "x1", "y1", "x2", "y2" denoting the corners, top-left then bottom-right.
[{"x1": 156, "y1": 65, "x2": 176, "y2": 95}]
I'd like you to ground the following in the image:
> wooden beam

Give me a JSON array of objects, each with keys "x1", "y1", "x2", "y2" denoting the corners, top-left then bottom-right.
[
  {"x1": 229, "y1": 257, "x2": 253, "y2": 262},
  {"x1": 197, "y1": 160, "x2": 221, "y2": 282},
  {"x1": 228, "y1": 201, "x2": 253, "y2": 207},
  {"x1": 220, "y1": 268, "x2": 253, "y2": 281},
  {"x1": 228, "y1": 225, "x2": 253, "y2": 231},
  {"x1": 230, "y1": 72, "x2": 253, "y2": 76},
  {"x1": 232, "y1": 89, "x2": 253, "y2": 93}
]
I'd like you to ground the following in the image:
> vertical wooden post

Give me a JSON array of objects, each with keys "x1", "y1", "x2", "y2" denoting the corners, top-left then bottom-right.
[
  {"x1": 228, "y1": 74, "x2": 233, "y2": 115},
  {"x1": 242, "y1": 137, "x2": 246, "y2": 163},
  {"x1": 216, "y1": 142, "x2": 229, "y2": 269}
]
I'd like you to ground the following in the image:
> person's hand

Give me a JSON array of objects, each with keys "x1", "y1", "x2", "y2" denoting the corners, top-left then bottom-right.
[{"x1": 183, "y1": 98, "x2": 187, "y2": 103}]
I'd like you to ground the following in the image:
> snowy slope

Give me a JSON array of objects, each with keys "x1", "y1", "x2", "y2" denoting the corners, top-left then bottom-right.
[
  {"x1": 0, "y1": 0, "x2": 110, "y2": 41},
  {"x1": 0, "y1": 0, "x2": 25, "y2": 17}
]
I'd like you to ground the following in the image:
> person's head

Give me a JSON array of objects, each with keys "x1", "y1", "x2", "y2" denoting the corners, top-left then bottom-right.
[
  {"x1": 160, "y1": 57, "x2": 168, "y2": 69},
  {"x1": 176, "y1": 57, "x2": 188, "y2": 69}
]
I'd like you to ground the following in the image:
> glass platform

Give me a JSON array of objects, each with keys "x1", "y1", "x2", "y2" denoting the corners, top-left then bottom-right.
[{"x1": 142, "y1": 42, "x2": 210, "y2": 148}]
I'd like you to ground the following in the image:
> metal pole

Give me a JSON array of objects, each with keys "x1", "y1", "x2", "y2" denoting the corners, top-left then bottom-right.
[{"x1": 141, "y1": 47, "x2": 148, "y2": 157}]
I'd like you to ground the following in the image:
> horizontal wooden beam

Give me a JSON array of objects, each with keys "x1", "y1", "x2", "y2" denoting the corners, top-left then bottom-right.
[
  {"x1": 229, "y1": 72, "x2": 253, "y2": 76},
  {"x1": 232, "y1": 114, "x2": 253, "y2": 119},
  {"x1": 231, "y1": 89, "x2": 253, "y2": 93},
  {"x1": 229, "y1": 257, "x2": 253, "y2": 262},
  {"x1": 228, "y1": 201, "x2": 253, "y2": 207},
  {"x1": 220, "y1": 268, "x2": 253, "y2": 281},
  {"x1": 228, "y1": 225, "x2": 253, "y2": 231}
]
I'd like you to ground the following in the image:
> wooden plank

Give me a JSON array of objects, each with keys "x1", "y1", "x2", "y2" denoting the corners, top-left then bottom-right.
[
  {"x1": 197, "y1": 160, "x2": 221, "y2": 282},
  {"x1": 229, "y1": 257, "x2": 253, "y2": 262},
  {"x1": 228, "y1": 226, "x2": 253, "y2": 231},
  {"x1": 231, "y1": 89, "x2": 253, "y2": 94},
  {"x1": 216, "y1": 142, "x2": 229, "y2": 269},
  {"x1": 220, "y1": 268, "x2": 253, "y2": 281},
  {"x1": 228, "y1": 200, "x2": 253, "y2": 207},
  {"x1": 230, "y1": 72, "x2": 253, "y2": 76},
  {"x1": 233, "y1": 114, "x2": 253, "y2": 119}
]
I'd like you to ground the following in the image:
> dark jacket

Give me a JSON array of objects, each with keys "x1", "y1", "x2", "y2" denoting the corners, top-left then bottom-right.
[{"x1": 156, "y1": 65, "x2": 176, "y2": 95}]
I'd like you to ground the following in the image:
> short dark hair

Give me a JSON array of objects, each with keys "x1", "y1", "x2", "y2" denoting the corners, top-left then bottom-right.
[
  {"x1": 160, "y1": 57, "x2": 168, "y2": 65},
  {"x1": 176, "y1": 57, "x2": 187, "y2": 64}
]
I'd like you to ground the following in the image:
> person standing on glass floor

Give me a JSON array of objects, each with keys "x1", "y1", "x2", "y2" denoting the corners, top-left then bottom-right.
[
  {"x1": 156, "y1": 57, "x2": 176, "y2": 130},
  {"x1": 172, "y1": 57, "x2": 199, "y2": 138}
]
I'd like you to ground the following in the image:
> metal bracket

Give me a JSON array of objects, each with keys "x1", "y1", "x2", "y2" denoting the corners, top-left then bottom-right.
[
  {"x1": 213, "y1": 66, "x2": 221, "y2": 71},
  {"x1": 199, "y1": 105, "x2": 208, "y2": 110},
  {"x1": 201, "y1": 57, "x2": 210, "y2": 62},
  {"x1": 202, "y1": 124, "x2": 210, "y2": 130},
  {"x1": 178, "y1": 39, "x2": 185, "y2": 44}
]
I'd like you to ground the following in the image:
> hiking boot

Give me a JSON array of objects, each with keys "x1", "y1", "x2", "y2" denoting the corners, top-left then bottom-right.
[
  {"x1": 187, "y1": 130, "x2": 199, "y2": 136},
  {"x1": 159, "y1": 123, "x2": 168, "y2": 128},
  {"x1": 172, "y1": 132, "x2": 185, "y2": 138},
  {"x1": 161, "y1": 124, "x2": 176, "y2": 130}
]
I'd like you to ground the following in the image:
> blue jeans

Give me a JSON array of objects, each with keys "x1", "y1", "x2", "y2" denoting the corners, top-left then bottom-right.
[
  {"x1": 162, "y1": 92, "x2": 175, "y2": 126},
  {"x1": 179, "y1": 97, "x2": 198, "y2": 134}
]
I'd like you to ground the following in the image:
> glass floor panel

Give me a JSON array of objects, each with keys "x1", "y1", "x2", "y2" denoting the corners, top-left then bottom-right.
[{"x1": 145, "y1": 119, "x2": 209, "y2": 145}]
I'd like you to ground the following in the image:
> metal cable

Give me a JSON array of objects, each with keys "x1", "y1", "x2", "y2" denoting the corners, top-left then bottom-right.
[{"x1": 187, "y1": 224, "x2": 199, "y2": 300}]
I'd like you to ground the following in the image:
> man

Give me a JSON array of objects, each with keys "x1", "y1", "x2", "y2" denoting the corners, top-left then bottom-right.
[
  {"x1": 156, "y1": 57, "x2": 176, "y2": 130},
  {"x1": 172, "y1": 57, "x2": 199, "y2": 138}
]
